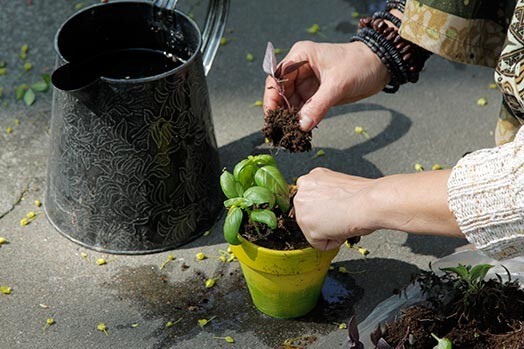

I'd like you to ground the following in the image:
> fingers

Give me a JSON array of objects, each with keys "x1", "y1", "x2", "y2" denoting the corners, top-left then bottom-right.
[
  {"x1": 263, "y1": 41, "x2": 315, "y2": 113},
  {"x1": 263, "y1": 75, "x2": 281, "y2": 113},
  {"x1": 298, "y1": 81, "x2": 337, "y2": 131}
]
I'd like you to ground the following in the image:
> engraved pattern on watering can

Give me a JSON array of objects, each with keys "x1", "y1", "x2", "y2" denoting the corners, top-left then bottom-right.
[{"x1": 46, "y1": 1, "x2": 228, "y2": 253}]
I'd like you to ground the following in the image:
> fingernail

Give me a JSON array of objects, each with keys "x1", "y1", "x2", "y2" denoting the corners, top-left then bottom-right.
[{"x1": 299, "y1": 114, "x2": 314, "y2": 131}]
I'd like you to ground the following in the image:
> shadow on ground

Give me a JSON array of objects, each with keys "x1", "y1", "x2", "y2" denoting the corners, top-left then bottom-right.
[
  {"x1": 105, "y1": 257, "x2": 419, "y2": 348},
  {"x1": 403, "y1": 234, "x2": 468, "y2": 258}
]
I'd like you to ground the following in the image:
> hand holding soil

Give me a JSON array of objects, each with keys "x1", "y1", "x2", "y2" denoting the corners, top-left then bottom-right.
[{"x1": 262, "y1": 41, "x2": 390, "y2": 133}]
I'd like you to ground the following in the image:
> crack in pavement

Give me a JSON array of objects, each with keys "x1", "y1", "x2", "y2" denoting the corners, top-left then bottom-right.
[{"x1": 0, "y1": 186, "x2": 29, "y2": 220}]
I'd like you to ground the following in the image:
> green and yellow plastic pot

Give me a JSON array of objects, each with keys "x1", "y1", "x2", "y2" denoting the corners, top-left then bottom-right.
[{"x1": 229, "y1": 236, "x2": 339, "y2": 319}]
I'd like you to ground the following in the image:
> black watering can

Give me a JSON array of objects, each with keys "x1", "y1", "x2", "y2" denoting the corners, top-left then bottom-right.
[{"x1": 45, "y1": 0, "x2": 228, "y2": 253}]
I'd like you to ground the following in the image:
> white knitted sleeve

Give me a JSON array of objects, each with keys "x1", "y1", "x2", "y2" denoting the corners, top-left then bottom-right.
[{"x1": 448, "y1": 127, "x2": 524, "y2": 260}]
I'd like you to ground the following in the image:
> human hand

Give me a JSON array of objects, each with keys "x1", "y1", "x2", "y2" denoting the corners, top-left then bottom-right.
[
  {"x1": 263, "y1": 41, "x2": 390, "y2": 131},
  {"x1": 294, "y1": 167, "x2": 462, "y2": 251},
  {"x1": 294, "y1": 168, "x2": 376, "y2": 251}
]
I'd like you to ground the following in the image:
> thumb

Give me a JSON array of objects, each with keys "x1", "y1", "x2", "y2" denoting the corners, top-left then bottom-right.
[{"x1": 298, "y1": 82, "x2": 337, "y2": 131}]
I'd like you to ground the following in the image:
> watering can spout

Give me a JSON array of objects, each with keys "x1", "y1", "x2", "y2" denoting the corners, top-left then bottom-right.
[{"x1": 51, "y1": 61, "x2": 108, "y2": 114}]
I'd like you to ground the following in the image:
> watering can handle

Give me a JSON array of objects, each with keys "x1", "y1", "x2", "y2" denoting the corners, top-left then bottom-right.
[{"x1": 201, "y1": 0, "x2": 230, "y2": 76}]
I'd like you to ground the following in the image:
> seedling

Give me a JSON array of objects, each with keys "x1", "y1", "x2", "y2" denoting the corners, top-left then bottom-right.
[
  {"x1": 263, "y1": 42, "x2": 306, "y2": 112},
  {"x1": 220, "y1": 154, "x2": 290, "y2": 245}
]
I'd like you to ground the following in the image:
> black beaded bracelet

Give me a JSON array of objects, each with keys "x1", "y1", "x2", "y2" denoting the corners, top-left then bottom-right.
[
  {"x1": 351, "y1": 27, "x2": 407, "y2": 93},
  {"x1": 385, "y1": 0, "x2": 406, "y2": 13},
  {"x1": 372, "y1": 10, "x2": 402, "y2": 29}
]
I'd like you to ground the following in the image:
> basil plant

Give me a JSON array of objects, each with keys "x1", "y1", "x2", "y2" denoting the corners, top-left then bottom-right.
[{"x1": 220, "y1": 154, "x2": 290, "y2": 245}]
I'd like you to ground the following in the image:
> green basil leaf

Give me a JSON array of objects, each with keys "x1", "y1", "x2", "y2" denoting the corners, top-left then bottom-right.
[
  {"x1": 254, "y1": 165, "x2": 290, "y2": 212},
  {"x1": 224, "y1": 197, "x2": 252, "y2": 209},
  {"x1": 235, "y1": 182, "x2": 244, "y2": 197},
  {"x1": 233, "y1": 159, "x2": 257, "y2": 188},
  {"x1": 249, "y1": 209, "x2": 277, "y2": 229},
  {"x1": 243, "y1": 186, "x2": 275, "y2": 208},
  {"x1": 224, "y1": 207, "x2": 242, "y2": 245},
  {"x1": 252, "y1": 154, "x2": 277, "y2": 167},
  {"x1": 30, "y1": 80, "x2": 49, "y2": 92},
  {"x1": 254, "y1": 165, "x2": 288, "y2": 194},
  {"x1": 24, "y1": 88, "x2": 35, "y2": 106},
  {"x1": 220, "y1": 170, "x2": 239, "y2": 199}
]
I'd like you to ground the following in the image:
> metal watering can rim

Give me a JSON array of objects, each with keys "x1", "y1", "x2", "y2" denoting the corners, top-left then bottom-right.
[{"x1": 53, "y1": 1, "x2": 203, "y2": 89}]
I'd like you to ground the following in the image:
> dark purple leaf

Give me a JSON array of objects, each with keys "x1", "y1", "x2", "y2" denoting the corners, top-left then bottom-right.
[
  {"x1": 376, "y1": 338, "x2": 394, "y2": 349},
  {"x1": 262, "y1": 41, "x2": 277, "y2": 77},
  {"x1": 347, "y1": 317, "x2": 364, "y2": 349},
  {"x1": 275, "y1": 60, "x2": 307, "y2": 79},
  {"x1": 370, "y1": 325, "x2": 383, "y2": 346}
]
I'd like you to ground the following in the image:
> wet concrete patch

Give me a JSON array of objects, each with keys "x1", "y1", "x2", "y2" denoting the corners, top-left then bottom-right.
[{"x1": 107, "y1": 262, "x2": 363, "y2": 348}]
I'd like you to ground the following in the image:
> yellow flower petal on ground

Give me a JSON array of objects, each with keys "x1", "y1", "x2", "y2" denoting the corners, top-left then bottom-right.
[
  {"x1": 198, "y1": 315, "x2": 216, "y2": 328},
  {"x1": 26, "y1": 211, "x2": 36, "y2": 219},
  {"x1": 307, "y1": 24, "x2": 320, "y2": 34},
  {"x1": 165, "y1": 318, "x2": 182, "y2": 328},
  {"x1": 196, "y1": 252, "x2": 206, "y2": 260},
  {"x1": 338, "y1": 323, "x2": 347, "y2": 329},
  {"x1": 214, "y1": 336, "x2": 235, "y2": 343},
  {"x1": 20, "y1": 218, "x2": 29, "y2": 226},
  {"x1": 354, "y1": 126, "x2": 369, "y2": 138},
  {"x1": 97, "y1": 322, "x2": 108, "y2": 335},
  {"x1": 35, "y1": 200, "x2": 42, "y2": 207},
  {"x1": 414, "y1": 163, "x2": 424, "y2": 172},
  {"x1": 312, "y1": 149, "x2": 325, "y2": 159},
  {"x1": 432, "y1": 164, "x2": 442, "y2": 170},
  {"x1": 96, "y1": 258, "x2": 107, "y2": 265},
  {"x1": 42, "y1": 318, "x2": 56, "y2": 332},
  {"x1": 205, "y1": 278, "x2": 216, "y2": 288},
  {"x1": 1, "y1": 286, "x2": 12, "y2": 294},
  {"x1": 477, "y1": 97, "x2": 487, "y2": 106},
  {"x1": 357, "y1": 247, "x2": 370, "y2": 256},
  {"x1": 0, "y1": 237, "x2": 7, "y2": 244}
]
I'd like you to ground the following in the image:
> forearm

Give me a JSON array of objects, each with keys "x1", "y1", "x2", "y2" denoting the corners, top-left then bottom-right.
[{"x1": 369, "y1": 170, "x2": 463, "y2": 237}]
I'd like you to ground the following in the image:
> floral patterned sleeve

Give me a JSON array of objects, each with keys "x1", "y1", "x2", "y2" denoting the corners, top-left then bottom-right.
[{"x1": 399, "y1": 0, "x2": 513, "y2": 68}]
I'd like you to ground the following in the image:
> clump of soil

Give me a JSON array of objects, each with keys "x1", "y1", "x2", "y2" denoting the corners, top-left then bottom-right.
[
  {"x1": 263, "y1": 107, "x2": 312, "y2": 153},
  {"x1": 241, "y1": 210, "x2": 309, "y2": 250},
  {"x1": 240, "y1": 186, "x2": 310, "y2": 250},
  {"x1": 376, "y1": 267, "x2": 524, "y2": 348}
]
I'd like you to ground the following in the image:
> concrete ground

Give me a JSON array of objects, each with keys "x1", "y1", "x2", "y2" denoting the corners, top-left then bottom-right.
[{"x1": 0, "y1": 0, "x2": 502, "y2": 348}]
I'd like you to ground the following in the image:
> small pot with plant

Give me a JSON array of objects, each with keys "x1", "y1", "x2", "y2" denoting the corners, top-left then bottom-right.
[{"x1": 220, "y1": 153, "x2": 339, "y2": 319}]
